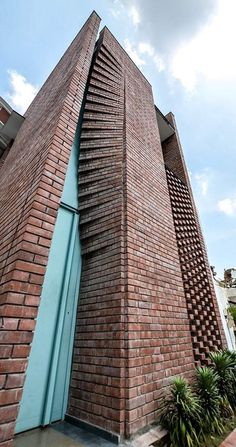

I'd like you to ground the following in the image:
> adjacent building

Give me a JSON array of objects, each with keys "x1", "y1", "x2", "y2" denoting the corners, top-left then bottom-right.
[
  {"x1": 213, "y1": 267, "x2": 236, "y2": 350},
  {"x1": 0, "y1": 11, "x2": 226, "y2": 446},
  {"x1": 0, "y1": 97, "x2": 24, "y2": 169}
]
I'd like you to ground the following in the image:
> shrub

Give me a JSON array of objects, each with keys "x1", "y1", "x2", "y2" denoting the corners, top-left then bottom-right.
[
  {"x1": 195, "y1": 366, "x2": 223, "y2": 435},
  {"x1": 159, "y1": 351, "x2": 236, "y2": 446},
  {"x1": 223, "y1": 349, "x2": 236, "y2": 403},
  {"x1": 209, "y1": 351, "x2": 236, "y2": 411},
  {"x1": 223, "y1": 349, "x2": 236, "y2": 365},
  {"x1": 219, "y1": 396, "x2": 234, "y2": 419},
  {"x1": 160, "y1": 377, "x2": 203, "y2": 447}
]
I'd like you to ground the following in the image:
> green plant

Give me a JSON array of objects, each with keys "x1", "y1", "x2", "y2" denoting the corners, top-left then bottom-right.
[
  {"x1": 229, "y1": 305, "x2": 236, "y2": 326},
  {"x1": 223, "y1": 349, "x2": 236, "y2": 365},
  {"x1": 160, "y1": 377, "x2": 203, "y2": 447},
  {"x1": 219, "y1": 396, "x2": 234, "y2": 419},
  {"x1": 195, "y1": 366, "x2": 223, "y2": 435},
  {"x1": 209, "y1": 351, "x2": 236, "y2": 411},
  {"x1": 223, "y1": 349, "x2": 236, "y2": 403}
]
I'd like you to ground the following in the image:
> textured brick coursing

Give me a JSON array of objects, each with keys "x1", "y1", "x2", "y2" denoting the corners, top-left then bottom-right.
[
  {"x1": 162, "y1": 113, "x2": 226, "y2": 361},
  {"x1": 0, "y1": 12, "x2": 100, "y2": 446},
  {"x1": 68, "y1": 32, "x2": 126, "y2": 436},
  {"x1": 123, "y1": 53, "x2": 195, "y2": 437},
  {"x1": 166, "y1": 168, "x2": 222, "y2": 363},
  {"x1": 68, "y1": 27, "x2": 195, "y2": 438}
]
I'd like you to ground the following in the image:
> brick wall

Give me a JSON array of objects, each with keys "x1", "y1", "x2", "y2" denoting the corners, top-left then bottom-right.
[
  {"x1": 123, "y1": 45, "x2": 195, "y2": 437},
  {"x1": 0, "y1": 12, "x2": 100, "y2": 446},
  {"x1": 67, "y1": 30, "x2": 126, "y2": 437},
  {"x1": 68, "y1": 27, "x2": 195, "y2": 439},
  {"x1": 162, "y1": 113, "x2": 226, "y2": 362}
]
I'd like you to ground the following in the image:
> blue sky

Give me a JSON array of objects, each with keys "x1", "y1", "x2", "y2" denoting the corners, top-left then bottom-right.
[{"x1": 1, "y1": 0, "x2": 235, "y2": 277}]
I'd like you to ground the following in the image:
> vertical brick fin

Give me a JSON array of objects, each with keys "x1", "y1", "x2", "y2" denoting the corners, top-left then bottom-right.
[
  {"x1": 0, "y1": 12, "x2": 100, "y2": 446},
  {"x1": 161, "y1": 113, "x2": 189, "y2": 184},
  {"x1": 166, "y1": 168, "x2": 223, "y2": 364},
  {"x1": 67, "y1": 37, "x2": 126, "y2": 436},
  {"x1": 123, "y1": 65, "x2": 195, "y2": 436}
]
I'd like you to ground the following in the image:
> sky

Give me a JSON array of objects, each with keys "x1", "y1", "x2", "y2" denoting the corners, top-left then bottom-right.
[{"x1": 1, "y1": 0, "x2": 235, "y2": 278}]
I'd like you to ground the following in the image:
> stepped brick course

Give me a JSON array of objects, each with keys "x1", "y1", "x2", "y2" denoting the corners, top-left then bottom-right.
[{"x1": 68, "y1": 32, "x2": 126, "y2": 436}]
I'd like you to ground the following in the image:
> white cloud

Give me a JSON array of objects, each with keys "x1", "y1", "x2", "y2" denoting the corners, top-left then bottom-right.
[
  {"x1": 138, "y1": 42, "x2": 154, "y2": 56},
  {"x1": 7, "y1": 70, "x2": 38, "y2": 114},
  {"x1": 110, "y1": 0, "x2": 124, "y2": 18},
  {"x1": 195, "y1": 170, "x2": 209, "y2": 196},
  {"x1": 110, "y1": 8, "x2": 121, "y2": 18},
  {"x1": 153, "y1": 54, "x2": 165, "y2": 72},
  {"x1": 171, "y1": 0, "x2": 236, "y2": 91},
  {"x1": 217, "y1": 198, "x2": 236, "y2": 216},
  {"x1": 124, "y1": 39, "x2": 165, "y2": 72},
  {"x1": 113, "y1": 0, "x2": 217, "y2": 56},
  {"x1": 129, "y1": 5, "x2": 140, "y2": 26},
  {"x1": 138, "y1": 42, "x2": 165, "y2": 71},
  {"x1": 112, "y1": 0, "x2": 236, "y2": 92},
  {"x1": 124, "y1": 39, "x2": 146, "y2": 67}
]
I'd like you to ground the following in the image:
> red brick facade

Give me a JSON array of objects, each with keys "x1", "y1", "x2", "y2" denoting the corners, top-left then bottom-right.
[
  {"x1": 67, "y1": 31, "x2": 127, "y2": 436},
  {"x1": 68, "y1": 28, "x2": 195, "y2": 438},
  {"x1": 0, "y1": 12, "x2": 100, "y2": 446},
  {"x1": 0, "y1": 12, "x2": 225, "y2": 446}
]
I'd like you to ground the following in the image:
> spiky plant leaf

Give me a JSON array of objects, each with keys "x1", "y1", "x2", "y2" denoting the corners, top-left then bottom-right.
[
  {"x1": 195, "y1": 366, "x2": 223, "y2": 435},
  {"x1": 209, "y1": 351, "x2": 236, "y2": 410},
  {"x1": 160, "y1": 377, "x2": 203, "y2": 447}
]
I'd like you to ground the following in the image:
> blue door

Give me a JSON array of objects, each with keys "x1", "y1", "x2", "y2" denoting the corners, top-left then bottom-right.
[{"x1": 16, "y1": 131, "x2": 81, "y2": 433}]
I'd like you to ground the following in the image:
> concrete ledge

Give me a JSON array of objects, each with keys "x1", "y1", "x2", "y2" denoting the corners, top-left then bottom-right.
[
  {"x1": 65, "y1": 414, "x2": 120, "y2": 444},
  {"x1": 125, "y1": 426, "x2": 168, "y2": 447},
  {"x1": 219, "y1": 428, "x2": 236, "y2": 447}
]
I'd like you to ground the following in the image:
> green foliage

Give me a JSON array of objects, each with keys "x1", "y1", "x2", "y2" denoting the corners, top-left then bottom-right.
[
  {"x1": 160, "y1": 377, "x2": 203, "y2": 447},
  {"x1": 195, "y1": 367, "x2": 223, "y2": 435},
  {"x1": 223, "y1": 349, "x2": 236, "y2": 365},
  {"x1": 195, "y1": 355, "x2": 236, "y2": 433},
  {"x1": 229, "y1": 305, "x2": 236, "y2": 325},
  {"x1": 209, "y1": 351, "x2": 236, "y2": 411},
  {"x1": 202, "y1": 416, "x2": 236, "y2": 447},
  {"x1": 219, "y1": 396, "x2": 234, "y2": 419},
  {"x1": 223, "y1": 349, "x2": 236, "y2": 406},
  {"x1": 159, "y1": 350, "x2": 236, "y2": 446}
]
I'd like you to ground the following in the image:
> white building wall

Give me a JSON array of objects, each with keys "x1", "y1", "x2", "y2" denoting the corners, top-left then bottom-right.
[{"x1": 214, "y1": 283, "x2": 236, "y2": 351}]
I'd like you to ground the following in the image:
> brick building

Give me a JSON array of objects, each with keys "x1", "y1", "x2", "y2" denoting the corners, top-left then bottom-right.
[
  {"x1": 0, "y1": 97, "x2": 24, "y2": 170},
  {"x1": 0, "y1": 11, "x2": 226, "y2": 446}
]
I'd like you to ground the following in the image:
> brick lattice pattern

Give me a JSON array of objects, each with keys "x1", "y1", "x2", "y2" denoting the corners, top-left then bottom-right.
[{"x1": 166, "y1": 167, "x2": 222, "y2": 363}]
